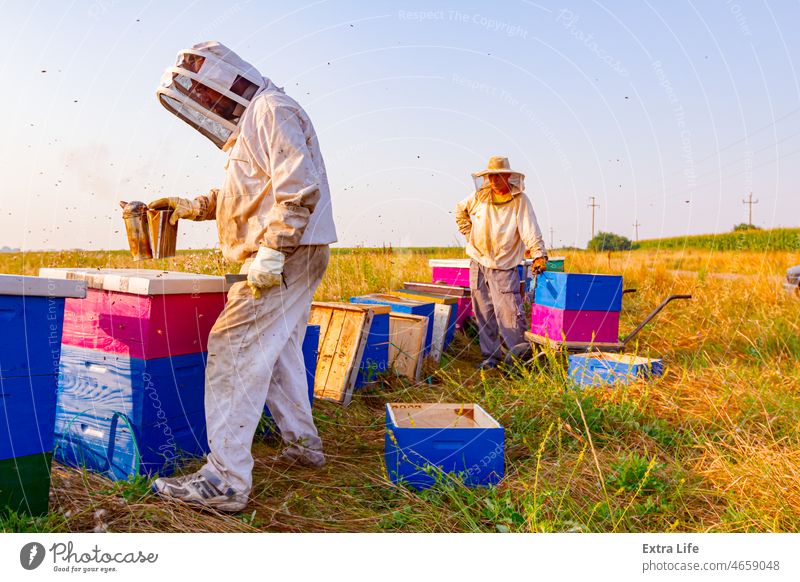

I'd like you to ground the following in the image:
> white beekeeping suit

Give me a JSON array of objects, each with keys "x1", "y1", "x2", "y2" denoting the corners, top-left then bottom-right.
[{"x1": 151, "y1": 42, "x2": 337, "y2": 512}]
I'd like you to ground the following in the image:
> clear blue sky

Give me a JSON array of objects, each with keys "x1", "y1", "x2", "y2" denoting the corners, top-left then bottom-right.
[{"x1": 1, "y1": 1, "x2": 798, "y2": 251}]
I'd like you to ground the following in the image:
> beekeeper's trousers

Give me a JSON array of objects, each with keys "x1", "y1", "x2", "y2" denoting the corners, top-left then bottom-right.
[
  {"x1": 470, "y1": 259, "x2": 526, "y2": 364},
  {"x1": 201, "y1": 245, "x2": 329, "y2": 494}
]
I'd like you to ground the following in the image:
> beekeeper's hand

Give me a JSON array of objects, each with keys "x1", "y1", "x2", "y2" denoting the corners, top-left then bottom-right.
[
  {"x1": 148, "y1": 197, "x2": 201, "y2": 225},
  {"x1": 531, "y1": 256, "x2": 548, "y2": 275},
  {"x1": 247, "y1": 246, "x2": 285, "y2": 293}
]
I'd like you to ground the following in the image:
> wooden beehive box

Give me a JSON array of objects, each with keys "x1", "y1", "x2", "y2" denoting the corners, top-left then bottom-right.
[
  {"x1": 387, "y1": 313, "x2": 428, "y2": 381},
  {"x1": 309, "y1": 302, "x2": 376, "y2": 406}
]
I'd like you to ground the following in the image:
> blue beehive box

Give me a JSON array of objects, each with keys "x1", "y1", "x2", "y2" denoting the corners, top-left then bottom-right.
[
  {"x1": 385, "y1": 403, "x2": 504, "y2": 490},
  {"x1": 568, "y1": 352, "x2": 664, "y2": 387},
  {"x1": 534, "y1": 272, "x2": 623, "y2": 312},
  {"x1": 262, "y1": 324, "x2": 319, "y2": 430},
  {"x1": 350, "y1": 294, "x2": 435, "y2": 355},
  {"x1": 355, "y1": 310, "x2": 390, "y2": 388},
  {"x1": 54, "y1": 345, "x2": 208, "y2": 481},
  {"x1": 0, "y1": 275, "x2": 86, "y2": 517},
  {"x1": 0, "y1": 276, "x2": 87, "y2": 462}
]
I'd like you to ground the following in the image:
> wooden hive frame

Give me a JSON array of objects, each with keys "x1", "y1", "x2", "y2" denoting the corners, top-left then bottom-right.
[
  {"x1": 387, "y1": 313, "x2": 428, "y2": 381},
  {"x1": 309, "y1": 302, "x2": 378, "y2": 406}
]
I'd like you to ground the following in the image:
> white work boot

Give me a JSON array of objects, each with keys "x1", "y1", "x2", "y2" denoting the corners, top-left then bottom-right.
[
  {"x1": 152, "y1": 470, "x2": 248, "y2": 512},
  {"x1": 271, "y1": 445, "x2": 326, "y2": 469}
]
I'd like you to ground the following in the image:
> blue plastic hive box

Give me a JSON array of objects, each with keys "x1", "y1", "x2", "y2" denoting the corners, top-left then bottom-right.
[
  {"x1": 350, "y1": 294, "x2": 435, "y2": 355},
  {"x1": 385, "y1": 403, "x2": 504, "y2": 489},
  {"x1": 54, "y1": 345, "x2": 208, "y2": 481},
  {"x1": 0, "y1": 276, "x2": 86, "y2": 463},
  {"x1": 568, "y1": 352, "x2": 664, "y2": 387},
  {"x1": 534, "y1": 272, "x2": 623, "y2": 312},
  {"x1": 355, "y1": 312, "x2": 390, "y2": 388}
]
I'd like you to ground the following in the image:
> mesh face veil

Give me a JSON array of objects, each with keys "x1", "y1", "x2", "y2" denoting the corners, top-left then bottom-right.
[
  {"x1": 156, "y1": 42, "x2": 265, "y2": 149},
  {"x1": 472, "y1": 173, "x2": 525, "y2": 198}
]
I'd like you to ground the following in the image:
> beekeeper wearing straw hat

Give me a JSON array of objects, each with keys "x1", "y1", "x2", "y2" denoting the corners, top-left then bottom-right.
[
  {"x1": 147, "y1": 41, "x2": 337, "y2": 512},
  {"x1": 455, "y1": 156, "x2": 547, "y2": 369}
]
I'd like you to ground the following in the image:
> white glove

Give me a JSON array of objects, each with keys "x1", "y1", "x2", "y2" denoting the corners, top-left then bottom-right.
[{"x1": 247, "y1": 246, "x2": 285, "y2": 292}]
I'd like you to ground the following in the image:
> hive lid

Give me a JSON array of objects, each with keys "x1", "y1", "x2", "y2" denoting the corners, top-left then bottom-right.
[
  {"x1": 428, "y1": 259, "x2": 471, "y2": 268},
  {"x1": 0, "y1": 274, "x2": 87, "y2": 298},
  {"x1": 38, "y1": 268, "x2": 230, "y2": 295},
  {"x1": 353, "y1": 293, "x2": 432, "y2": 306}
]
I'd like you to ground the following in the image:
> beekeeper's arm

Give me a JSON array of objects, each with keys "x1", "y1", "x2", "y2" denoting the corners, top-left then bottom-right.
[
  {"x1": 517, "y1": 195, "x2": 548, "y2": 271},
  {"x1": 455, "y1": 193, "x2": 475, "y2": 238},
  {"x1": 247, "y1": 104, "x2": 322, "y2": 290},
  {"x1": 147, "y1": 189, "x2": 218, "y2": 225}
]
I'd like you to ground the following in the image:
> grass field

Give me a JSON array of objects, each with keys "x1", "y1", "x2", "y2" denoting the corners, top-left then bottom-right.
[{"x1": 2, "y1": 247, "x2": 799, "y2": 533}]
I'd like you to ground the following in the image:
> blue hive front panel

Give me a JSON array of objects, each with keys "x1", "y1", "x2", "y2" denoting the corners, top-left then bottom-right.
[
  {"x1": 0, "y1": 374, "x2": 59, "y2": 461},
  {"x1": 384, "y1": 407, "x2": 505, "y2": 490},
  {"x1": 0, "y1": 295, "x2": 65, "y2": 378},
  {"x1": 355, "y1": 313, "x2": 389, "y2": 388},
  {"x1": 54, "y1": 345, "x2": 208, "y2": 480}
]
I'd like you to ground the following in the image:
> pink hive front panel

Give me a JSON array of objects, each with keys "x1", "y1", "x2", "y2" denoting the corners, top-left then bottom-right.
[
  {"x1": 454, "y1": 297, "x2": 473, "y2": 329},
  {"x1": 431, "y1": 266, "x2": 470, "y2": 287},
  {"x1": 60, "y1": 289, "x2": 227, "y2": 359},
  {"x1": 530, "y1": 303, "x2": 619, "y2": 344}
]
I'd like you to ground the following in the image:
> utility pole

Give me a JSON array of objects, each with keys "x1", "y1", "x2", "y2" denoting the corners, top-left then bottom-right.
[
  {"x1": 588, "y1": 196, "x2": 599, "y2": 239},
  {"x1": 549, "y1": 226, "x2": 554, "y2": 250},
  {"x1": 742, "y1": 191, "x2": 759, "y2": 227},
  {"x1": 633, "y1": 220, "x2": 641, "y2": 242}
]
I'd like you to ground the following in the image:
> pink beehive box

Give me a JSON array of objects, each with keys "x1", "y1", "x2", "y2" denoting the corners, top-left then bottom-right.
[
  {"x1": 429, "y1": 260, "x2": 526, "y2": 317},
  {"x1": 429, "y1": 259, "x2": 471, "y2": 287},
  {"x1": 530, "y1": 303, "x2": 620, "y2": 344},
  {"x1": 38, "y1": 268, "x2": 229, "y2": 360}
]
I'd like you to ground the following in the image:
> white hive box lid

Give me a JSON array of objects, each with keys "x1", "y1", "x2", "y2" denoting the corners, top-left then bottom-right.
[
  {"x1": 430, "y1": 258, "x2": 530, "y2": 268},
  {"x1": 0, "y1": 274, "x2": 87, "y2": 298},
  {"x1": 428, "y1": 259, "x2": 471, "y2": 268},
  {"x1": 38, "y1": 268, "x2": 230, "y2": 295}
]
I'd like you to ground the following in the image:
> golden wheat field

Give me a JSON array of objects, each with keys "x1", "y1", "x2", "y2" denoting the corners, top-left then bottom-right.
[{"x1": 2, "y1": 247, "x2": 799, "y2": 533}]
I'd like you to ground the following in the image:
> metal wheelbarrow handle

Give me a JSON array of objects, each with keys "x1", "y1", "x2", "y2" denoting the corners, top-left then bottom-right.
[{"x1": 620, "y1": 294, "x2": 692, "y2": 347}]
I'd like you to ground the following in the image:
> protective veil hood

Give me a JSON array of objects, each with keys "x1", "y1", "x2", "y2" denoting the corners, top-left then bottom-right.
[{"x1": 157, "y1": 41, "x2": 267, "y2": 149}]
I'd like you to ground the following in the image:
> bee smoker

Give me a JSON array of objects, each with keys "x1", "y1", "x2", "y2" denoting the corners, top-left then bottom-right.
[{"x1": 119, "y1": 201, "x2": 178, "y2": 260}]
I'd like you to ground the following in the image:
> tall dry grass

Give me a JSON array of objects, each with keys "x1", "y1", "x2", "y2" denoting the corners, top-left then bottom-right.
[{"x1": 2, "y1": 247, "x2": 799, "y2": 532}]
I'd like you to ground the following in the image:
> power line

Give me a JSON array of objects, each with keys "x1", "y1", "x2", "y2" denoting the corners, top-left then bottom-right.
[
  {"x1": 633, "y1": 220, "x2": 641, "y2": 242},
  {"x1": 742, "y1": 192, "x2": 759, "y2": 227},
  {"x1": 654, "y1": 105, "x2": 800, "y2": 184},
  {"x1": 588, "y1": 196, "x2": 599, "y2": 239},
  {"x1": 652, "y1": 143, "x2": 800, "y2": 204}
]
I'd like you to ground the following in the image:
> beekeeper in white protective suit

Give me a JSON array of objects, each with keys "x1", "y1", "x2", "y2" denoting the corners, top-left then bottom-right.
[
  {"x1": 148, "y1": 42, "x2": 337, "y2": 512},
  {"x1": 455, "y1": 156, "x2": 547, "y2": 370}
]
